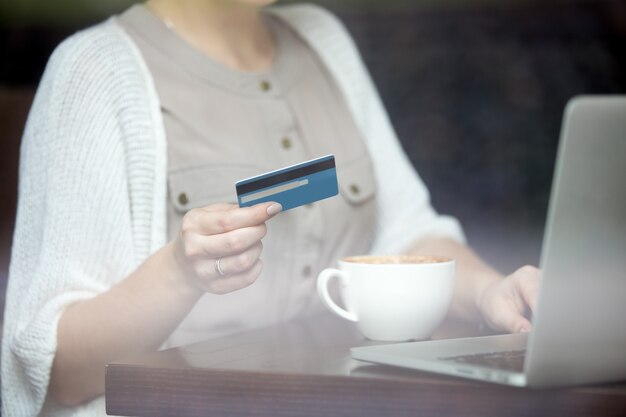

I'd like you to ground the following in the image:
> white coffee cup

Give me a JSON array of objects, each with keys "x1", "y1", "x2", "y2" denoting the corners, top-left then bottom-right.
[{"x1": 317, "y1": 255, "x2": 455, "y2": 341}]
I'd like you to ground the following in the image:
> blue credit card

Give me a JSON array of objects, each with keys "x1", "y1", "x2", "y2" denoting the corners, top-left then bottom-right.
[{"x1": 236, "y1": 155, "x2": 338, "y2": 211}]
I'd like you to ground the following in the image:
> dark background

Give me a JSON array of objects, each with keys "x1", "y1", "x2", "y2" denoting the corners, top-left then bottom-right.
[{"x1": 1, "y1": 0, "x2": 625, "y2": 328}]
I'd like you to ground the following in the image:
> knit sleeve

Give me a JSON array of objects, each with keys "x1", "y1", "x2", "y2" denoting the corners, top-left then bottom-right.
[
  {"x1": 273, "y1": 4, "x2": 466, "y2": 253},
  {"x1": 1, "y1": 24, "x2": 140, "y2": 416}
]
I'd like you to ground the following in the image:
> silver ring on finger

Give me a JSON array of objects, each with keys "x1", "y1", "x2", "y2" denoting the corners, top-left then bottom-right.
[{"x1": 215, "y1": 257, "x2": 227, "y2": 276}]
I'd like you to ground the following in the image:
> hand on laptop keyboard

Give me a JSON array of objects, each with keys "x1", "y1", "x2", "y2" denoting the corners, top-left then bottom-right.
[{"x1": 479, "y1": 266, "x2": 540, "y2": 334}]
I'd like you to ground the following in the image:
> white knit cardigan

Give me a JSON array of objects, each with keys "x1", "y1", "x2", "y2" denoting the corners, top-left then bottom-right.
[{"x1": 1, "y1": 4, "x2": 463, "y2": 416}]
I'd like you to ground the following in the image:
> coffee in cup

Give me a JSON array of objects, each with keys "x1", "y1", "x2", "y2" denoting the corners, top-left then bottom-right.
[{"x1": 317, "y1": 255, "x2": 455, "y2": 342}]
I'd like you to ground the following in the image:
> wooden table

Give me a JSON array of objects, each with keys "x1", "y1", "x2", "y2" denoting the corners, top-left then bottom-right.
[{"x1": 105, "y1": 313, "x2": 626, "y2": 416}]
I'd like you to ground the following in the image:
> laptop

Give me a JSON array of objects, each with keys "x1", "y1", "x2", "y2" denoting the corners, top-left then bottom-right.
[{"x1": 351, "y1": 96, "x2": 626, "y2": 388}]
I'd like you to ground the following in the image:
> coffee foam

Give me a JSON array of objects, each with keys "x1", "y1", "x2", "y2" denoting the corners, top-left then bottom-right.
[{"x1": 342, "y1": 255, "x2": 451, "y2": 265}]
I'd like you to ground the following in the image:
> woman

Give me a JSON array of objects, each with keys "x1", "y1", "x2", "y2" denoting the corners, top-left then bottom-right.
[{"x1": 1, "y1": 0, "x2": 539, "y2": 415}]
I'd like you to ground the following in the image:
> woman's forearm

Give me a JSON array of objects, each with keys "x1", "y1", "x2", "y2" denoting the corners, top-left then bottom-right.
[
  {"x1": 405, "y1": 237, "x2": 502, "y2": 322},
  {"x1": 49, "y1": 241, "x2": 202, "y2": 406},
  {"x1": 49, "y1": 202, "x2": 277, "y2": 407}
]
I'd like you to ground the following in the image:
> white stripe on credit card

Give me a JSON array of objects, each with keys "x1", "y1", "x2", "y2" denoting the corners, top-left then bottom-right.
[{"x1": 240, "y1": 179, "x2": 309, "y2": 204}]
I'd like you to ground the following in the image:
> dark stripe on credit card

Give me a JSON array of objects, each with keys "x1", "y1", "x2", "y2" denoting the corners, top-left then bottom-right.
[{"x1": 236, "y1": 156, "x2": 335, "y2": 195}]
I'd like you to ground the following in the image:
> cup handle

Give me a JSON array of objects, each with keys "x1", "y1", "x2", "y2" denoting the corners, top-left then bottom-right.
[{"x1": 317, "y1": 268, "x2": 358, "y2": 322}]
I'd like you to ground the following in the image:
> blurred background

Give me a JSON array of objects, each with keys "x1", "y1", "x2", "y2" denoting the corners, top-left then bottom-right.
[{"x1": 1, "y1": 0, "x2": 625, "y2": 326}]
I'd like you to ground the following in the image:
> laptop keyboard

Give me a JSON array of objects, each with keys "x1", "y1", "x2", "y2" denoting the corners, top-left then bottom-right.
[{"x1": 439, "y1": 349, "x2": 526, "y2": 372}]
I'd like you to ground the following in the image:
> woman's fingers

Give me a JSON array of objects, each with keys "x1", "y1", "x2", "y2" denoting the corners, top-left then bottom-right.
[
  {"x1": 495, "y1": 296, "x2": 533, "y2": 333},
  {"x1": 215, "y1": 242, "x2": 263, "y2": 276},
  {"x1": 183, "y1": 223, "x2": 267, "y2": 259},
  {"x1": 512, "y1": 265, "x2": 541, "y2": 314},
  {"x1": 184, "y1": 202, "x2": 281, "y2": 236},
  {"x1": 204, "y1": 260, "x2": 264, "y2": 295},
  {"x1": 479, "y1": 265, "x2": 541, "y2": 334}
]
